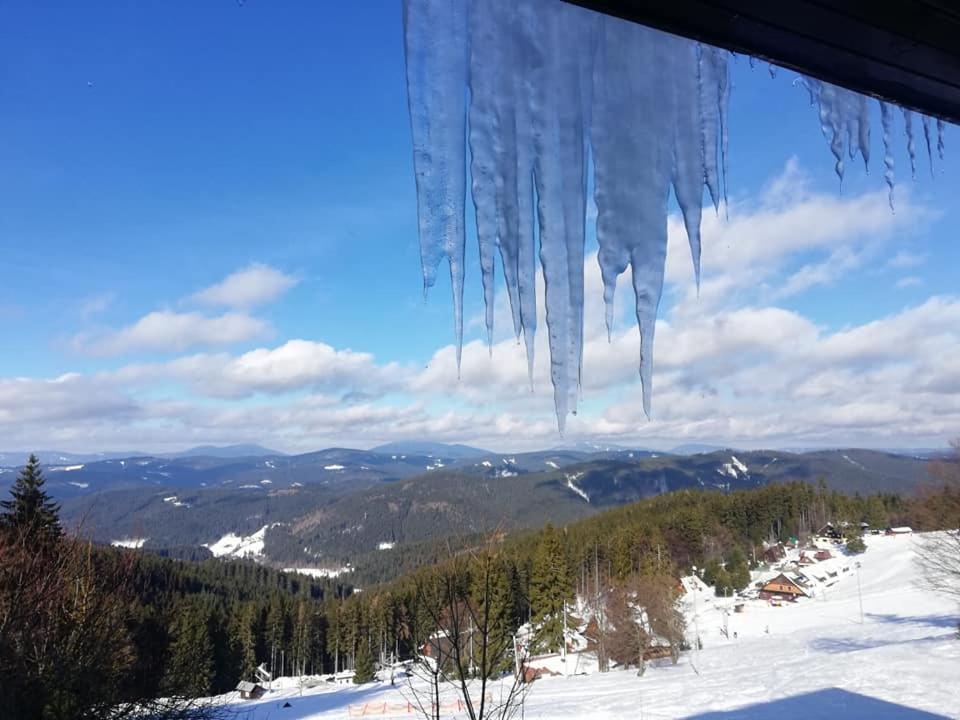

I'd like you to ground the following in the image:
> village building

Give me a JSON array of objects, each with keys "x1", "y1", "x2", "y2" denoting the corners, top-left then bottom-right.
[
  {"x1": 759, "y1": 573, "x2": 808, "y2": 602},
  {"x1": 235, "y1": 681, "x2": 266, "y2": 700},
  {"x1": 814, "y1": 549, "x2": 833, "y2": 561},
  {"x1": 817, "y1": 523, "x2": 845, "y2": 540},
  {"x1": 760, "y1": 543, "x2": 787, "y2": 564},
  {"x1": 886, "y1": 526, "x2": 913, "y2": 535}
]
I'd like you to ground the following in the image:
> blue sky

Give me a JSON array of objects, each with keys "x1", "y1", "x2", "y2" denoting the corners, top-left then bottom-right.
[{"x1": 1, "y1": 0, "x2": 958, "y2": 453}]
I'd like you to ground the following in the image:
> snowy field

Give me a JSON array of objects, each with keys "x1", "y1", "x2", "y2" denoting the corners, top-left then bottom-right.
[{"x1": 208, "y1": 534, "x2": 959, "y2": 719}]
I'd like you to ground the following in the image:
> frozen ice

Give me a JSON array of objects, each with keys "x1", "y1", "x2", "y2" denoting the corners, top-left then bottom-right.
[
  {"x1": 403, "y1": 0, "x2": 945, "y2": 431},
  {"x1": 902, "y1": 108, "x2": 917, "y2": 179},
  {"x1": 879, "y1": 101, "x2": 895, "y2": 209},
  {"x1": 403, "y1": 0, "x2": 468, "y2": 370}
]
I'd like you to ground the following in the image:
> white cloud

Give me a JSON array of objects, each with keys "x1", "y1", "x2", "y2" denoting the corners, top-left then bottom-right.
[
  {"x1": 115, "y1": 339, "x2": 407, "y2": 399},
  {"x1": 887, "y1": 251, "x2": 927, "y2": 269},
  {"x1": 895, "y1": 276, "x2": 922, "y2": 289},
  {"x1": 78, "y1": 292, "x2": 114, "y2": 319},
  {"x1": 77, "y1": 311, "x2": 269, "y2": 356},
  {"x1": 6, "y1": 163, "x2": 955, "y2": 454},
  {"x1": 191, "y1": 264, "x2": 298, "y2": 308}
]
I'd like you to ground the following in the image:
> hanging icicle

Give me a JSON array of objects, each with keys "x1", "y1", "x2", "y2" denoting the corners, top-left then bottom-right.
[{"x1": 402, "y1": 0, "x2": 945, "y2": 432}]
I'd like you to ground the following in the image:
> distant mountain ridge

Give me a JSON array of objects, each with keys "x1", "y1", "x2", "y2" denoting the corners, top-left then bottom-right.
[
  {"x1": 370, "y1": 440, "x2": 489, "y2": 458},
  {"x1": 35, "y1": 445, "x2": 937, "y2": 585},
  {"x1": 169, "y1": 444, "x2": 285, "y2": 458}
]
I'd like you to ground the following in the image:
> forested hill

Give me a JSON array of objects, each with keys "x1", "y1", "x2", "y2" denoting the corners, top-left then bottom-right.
[{"x1": 45, "y1": 447, "x2": 933, "y2": 579}]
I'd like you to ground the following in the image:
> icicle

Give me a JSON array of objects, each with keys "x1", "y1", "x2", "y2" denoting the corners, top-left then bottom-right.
[
  {"x1": 768, "y1": 63, "x2": 778, "y2": 78},
  {"x1": 879, "y1": 101, "x2": 895, "y2": 210},
  {"x1": 716, "y1": 52, "x2": 731, "y2": 210},
  {"x1": 697, "y1": 45, "x2": 724, "y2": 210},
  {"x1": 803, "y1": 79, "x2": 874, "y2": 183},
  {"x1": 921, "y1": 115, "x2": 935, "y2": 177},
  {"x1": 468, "y1": 0, "x2": 504, "y2": 349},
  {"x1": 748, "y1": 56, "x2": 756, "y2": 69},
  {"x1": 493, "y1": 0, "x2": 539, "y2": 384},
  {"x1": 406, "y1": 2, "x2": 931, "y2": 433},
  {"x1": 902, "y1": 108, "x2": 917, "y2": 179},
  {"x1": 672, "y1": 41, "x2": 705, "y2": 288},
  {"x1": 593, "y1": 21, "x2": 696, "y2": 417},
  {"x1": 524, "y1": 0, "x2": 596, "y2": 429},
  {"x1": 403, "y1": 0, "x2": 468, "y2": 370},
  {"x1": 937, "y1": 119, "x2": 945, "y2": 161},
  {"x1": 856, "y1": 94, "x2": 870, "y2": 172}
]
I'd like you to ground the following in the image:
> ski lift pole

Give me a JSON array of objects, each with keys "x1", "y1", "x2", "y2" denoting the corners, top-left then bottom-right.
[{"x1": 855, "y1": 561, "x2": 864, "y2": 624}]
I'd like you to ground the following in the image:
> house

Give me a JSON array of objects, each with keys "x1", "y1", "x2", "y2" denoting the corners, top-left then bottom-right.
[
  {"x1": 814, "y1": 550, "x2": 833, "y2": 561},
  {"x1": 235, "y1": 681, "x2": 266, "y2": 700},
  {"x1": 886, "y1": 526, "x2": 913, "y2": 535},
  {"x1": 759, "y1": 573, "x2": 808, "y2": 602},
  {"x1": 332, "y1": 670, "x2": 355, "y2": 685},
  {"x1": 761, "y1": 543, "x2": 786, "y2": 564},
  {"x1": 797, "y1": 552, "x2": 816, "y2": 565},
  {"x1": 817, "y1": 523, "x2": 844, "y2": 540}
]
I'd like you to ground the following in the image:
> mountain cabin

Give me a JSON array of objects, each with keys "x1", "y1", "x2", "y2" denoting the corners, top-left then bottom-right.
[
  {"x1": 759, "y1": 573, "x2": 808, "y2": 602},
  {"x1": 235, "y1": 681, "x2": 266, "y2": 700}
]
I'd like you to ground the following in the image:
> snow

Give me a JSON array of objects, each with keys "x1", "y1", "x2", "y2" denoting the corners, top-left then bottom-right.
[
  {"x1": 49, "y1": 464, "x2": 84, "y2": 472},
  {"x1": 545, "y1": 460, "x2": 560, "y2": 469},
  {"x1": 729, "y1": 455, "x2": 748, "y2": 474},
  {"x1": 283, "y1": 566, "x2": 351, "y2": 579},
  {"x1": 323, "y1": 464, "x2": 345, "y2": 471},
  {"x1": 718, "y1": 455, "x2": 749, "y2": 479},
  {"x1": 378, "y1": 541, "x2": 395, "y2": 550},
  {"x1": 564, "y1": 472, "x2": 590, "y2": 503},
  {"x1": 111, "y1": 537, "x2": 147, "y2": 549},
  {"x1": 162, "y1": 494, "x2": 189, "y2": 507},
  {"x1": 67, "y1": 481, "x2": 89, "y2": 488},
  {"x1": 481, "y1": 460, "x2": 493, "y2": 467},
  {"x1": 259, "y1": 479, "x2": 272, "y2": 485},
  {"x1": 195, "y1": 533, "x2": 958, "y2": 718},
  {"x1": 842, "y1": 453, "x2": 867, "y2": 470},
  {"x1": 204, "y1": 524, "x2": 277, "y2": 559}
]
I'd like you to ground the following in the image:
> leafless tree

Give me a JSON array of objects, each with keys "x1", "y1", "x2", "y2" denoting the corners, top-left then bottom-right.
[
  {"x1": 606, "y1": 573, "x2": 686, "y2": 675},
  {"x1": 403, "y1": 538, "x2": 528, "y2": 720},
  {"x1": 916, "y1": 440, "x2": 960, "y2": 604}
]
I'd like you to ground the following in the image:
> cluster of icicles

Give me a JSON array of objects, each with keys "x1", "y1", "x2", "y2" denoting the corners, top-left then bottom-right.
[{"x1": 403, "y1": 0, "x2": 945, "y2": 432}]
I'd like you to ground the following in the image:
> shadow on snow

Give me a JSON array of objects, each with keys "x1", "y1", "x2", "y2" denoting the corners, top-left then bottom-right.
[{"x1": 683, "y1": 688, "x2": 950, "y2": 719}]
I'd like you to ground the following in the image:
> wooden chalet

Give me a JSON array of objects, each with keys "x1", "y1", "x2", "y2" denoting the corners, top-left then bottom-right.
[
  {"x1": 759, "y1": 573, "x2": 808, "y2": 602},
  {"x1": 761, "y1": 543, "x2": 786, "y2": 564},
  {"x1": 886, "y1": 526, "x2": 913, "y2": 535},
  {"x1": 814, "y1": 550, "x2": 833, "y2": 561},
  {"x1": 235, "y1": 681, "x2": 266, "y2": 700}
]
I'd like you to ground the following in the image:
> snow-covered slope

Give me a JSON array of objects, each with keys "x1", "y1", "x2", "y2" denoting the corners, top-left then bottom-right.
[
  {"x1": 194, "y1": 533, "x2": 960, "y2": 718},
  {"x1": 203, "y1": 524, "x2": 277, "y2": 559}
]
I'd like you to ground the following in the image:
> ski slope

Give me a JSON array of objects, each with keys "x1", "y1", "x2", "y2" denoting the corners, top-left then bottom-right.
[{"x1": 207, "y1": 533, "x2": 959, "y2": 718}]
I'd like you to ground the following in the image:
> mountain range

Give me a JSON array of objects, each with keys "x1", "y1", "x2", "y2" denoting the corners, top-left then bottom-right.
[{"x1": 2, "y1": 442, "x2": 936, "y2": 584}]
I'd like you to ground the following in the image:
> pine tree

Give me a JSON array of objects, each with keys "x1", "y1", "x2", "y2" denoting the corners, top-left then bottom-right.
[
  {"x1": 162, "y1": 599, "x2": 215, "y2": 698},
  {"x1": 234, "y1": 603, "x2": 258, "y2": 681},
  {"x1": 352, "y1": 638, "x2": 376, "y2": 684},
  {"x1": 0, "y1": 454, "x2": 62, "y2": 539},
  {"x1": 529, "y1": 524, "x2": 572, "y2": 652}
]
